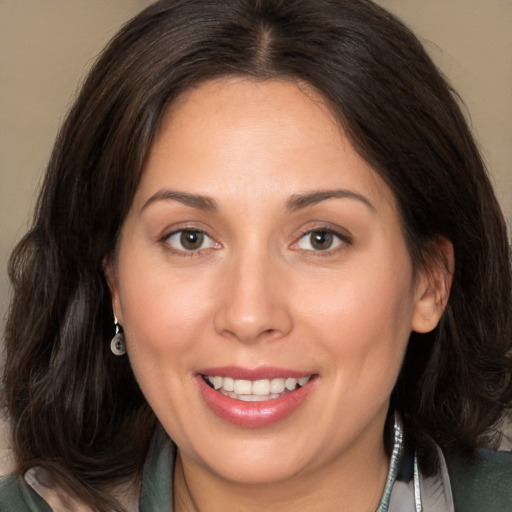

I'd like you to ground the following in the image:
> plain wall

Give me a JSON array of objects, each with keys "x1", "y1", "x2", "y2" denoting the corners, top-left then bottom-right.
[
  {"x1": 1, "y1": 0, "x2": 511, "y2": 331},
  {"x1": 0, "y1": 1, "x2": 148, "y2": 331}
]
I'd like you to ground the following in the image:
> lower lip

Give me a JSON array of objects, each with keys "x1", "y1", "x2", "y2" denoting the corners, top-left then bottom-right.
[{"x1": 197, "y1": 376, "x2": 316, "y2": 427}]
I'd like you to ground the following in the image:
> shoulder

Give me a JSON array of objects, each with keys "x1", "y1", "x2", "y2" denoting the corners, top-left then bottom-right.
[
  {"x1": 0, "y1": 473, "x2": 51, "y2": 512},
  {"x1": 446, "y1": 448, "x2": 512, "y2": 512}
]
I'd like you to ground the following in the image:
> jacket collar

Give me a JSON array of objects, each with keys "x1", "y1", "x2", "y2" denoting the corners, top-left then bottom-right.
[{"x1": 138, "y1": 420, "x2": 455, "y2": 512}]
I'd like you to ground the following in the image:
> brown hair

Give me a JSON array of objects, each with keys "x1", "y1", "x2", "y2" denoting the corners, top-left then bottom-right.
[{"x1": 3, "y1": 0, "x2": 511, "y2": 509}]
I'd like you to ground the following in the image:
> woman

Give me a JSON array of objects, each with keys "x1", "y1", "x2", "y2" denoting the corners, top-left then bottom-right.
[{"x1": 1, "y1": 0, "x2": 511, "y2": 510}]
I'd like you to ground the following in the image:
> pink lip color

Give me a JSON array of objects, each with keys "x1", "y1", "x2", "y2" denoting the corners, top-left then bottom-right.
[
  {"x1": 197, "y1": 365, "x2": 312, "y2": 380},
  {"x1": 196, "y1": 368, "x2": 317, "y2": 428}
]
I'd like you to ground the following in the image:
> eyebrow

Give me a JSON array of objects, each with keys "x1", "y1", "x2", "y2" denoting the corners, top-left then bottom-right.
[
  {"x1": 140, "y1": 189, "x2": 218, "y2": 214},
  {"x1": 286, "y1": 189, "x2": 376, "y2": 212},
  {"x1": 140, "y1": 187, "x2": 374, "y2": 214}
]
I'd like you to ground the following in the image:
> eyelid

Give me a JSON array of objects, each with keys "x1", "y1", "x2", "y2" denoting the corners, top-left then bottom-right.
[
  {"x1": 290, "y1": 225, "x2": 351, "y2": 254},
  {"x1": 161, "y1": 227, "x2": 220, "y2": 255}
]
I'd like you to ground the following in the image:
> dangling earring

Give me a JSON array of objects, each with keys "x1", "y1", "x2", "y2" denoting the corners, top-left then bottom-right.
[{"x1": 110, "y1": 314, "x2": 126, "y2": 356}]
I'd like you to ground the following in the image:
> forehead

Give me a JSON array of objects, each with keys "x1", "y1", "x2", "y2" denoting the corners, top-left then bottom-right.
[{"x1": 133, "y1": 77, "x2": 396, "y2": 215}]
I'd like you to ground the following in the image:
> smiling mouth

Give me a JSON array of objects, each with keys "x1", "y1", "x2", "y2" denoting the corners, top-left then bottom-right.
[{"x1": 202, "y1": 375, "x2": 312, "y2": 402}]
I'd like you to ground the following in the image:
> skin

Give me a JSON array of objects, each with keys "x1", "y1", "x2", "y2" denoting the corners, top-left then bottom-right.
[{"x1": 106, "y1": 78, "x2": 451, "y2": 512}]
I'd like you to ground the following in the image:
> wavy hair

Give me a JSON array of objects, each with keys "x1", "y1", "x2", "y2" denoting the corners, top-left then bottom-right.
[{"x1": 3, "y1": 0, "x2": 511, "y2": 509}]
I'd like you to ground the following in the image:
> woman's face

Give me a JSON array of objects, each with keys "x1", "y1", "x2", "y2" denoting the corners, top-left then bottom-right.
[{"x1": 108, "y1": 78, "x2": 442, "y2": 485}]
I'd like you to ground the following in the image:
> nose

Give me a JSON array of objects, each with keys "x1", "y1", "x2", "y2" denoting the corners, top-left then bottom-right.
[{"x1": 213, "y1": 249, "x2": 293, "y2": 344}]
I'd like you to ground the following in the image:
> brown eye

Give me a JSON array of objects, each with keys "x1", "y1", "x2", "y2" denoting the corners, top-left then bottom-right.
[
  {"x1": 310, "y1": 231, "x2": 333, "y2": 250},
  {"x1": 166, "y1": 229, "x2": 215, "y2": 252},
  {"x1": 180, "y1": 230, "x2": 204, "y2": 250},
  {"x1": 296, "y1": 229, "x2": 344, "y2": 252}
]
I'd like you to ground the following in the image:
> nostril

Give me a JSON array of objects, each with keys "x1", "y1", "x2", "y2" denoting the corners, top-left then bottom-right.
[{"x1": 213, "y1": 290, "x2": 293, "y2": 343}]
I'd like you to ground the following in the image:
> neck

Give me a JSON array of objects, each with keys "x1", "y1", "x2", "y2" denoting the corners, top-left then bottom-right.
[{"x1": 173, "y1": 433, "x2": 390, "y2": 512}]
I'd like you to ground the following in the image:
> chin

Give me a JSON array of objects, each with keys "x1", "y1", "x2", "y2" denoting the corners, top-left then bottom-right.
[{"x1": 205, "y1": 455, "x2": 308, "y2": 486}]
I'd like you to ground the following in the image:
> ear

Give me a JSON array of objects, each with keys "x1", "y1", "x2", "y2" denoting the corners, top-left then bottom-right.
[
  {"x1": 411, "y1": 237, "x2": 454, "y2": 333},
  {"x1": 103, "y1": 253, "x2": 124, "y2": 325}
]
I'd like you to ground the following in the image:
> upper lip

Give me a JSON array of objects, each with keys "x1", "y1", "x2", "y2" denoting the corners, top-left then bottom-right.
[{"x1": 197, "y1": 366, "x2": 314, "y2": 381}]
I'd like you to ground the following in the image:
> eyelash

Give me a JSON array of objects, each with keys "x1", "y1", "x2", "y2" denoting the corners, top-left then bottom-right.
[
  {"x1": 160, "y1": 228, "x2": 219, "y2": 257},
  {"x1": 160, "y1": 226, "x2": 350, "y2": 257},
  {"x1": 292, "y1": 226, "x2": 351, "y2": 256}
]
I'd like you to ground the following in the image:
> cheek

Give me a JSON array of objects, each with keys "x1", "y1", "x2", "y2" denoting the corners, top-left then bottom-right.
[
  {"x1": 301, "y1": 273, "x2": 414, "y2": 428},
  {"x1": 297, "y1": 256, "x2": 415, "y2": 378},
  {"x1": 117, "y1": 256, "x2": 216, "y2": 361}
]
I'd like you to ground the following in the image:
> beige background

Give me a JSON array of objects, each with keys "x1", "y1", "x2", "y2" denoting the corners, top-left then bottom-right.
[{"x1": 1, "y1": 0, "x2": 511, "y2": 332}]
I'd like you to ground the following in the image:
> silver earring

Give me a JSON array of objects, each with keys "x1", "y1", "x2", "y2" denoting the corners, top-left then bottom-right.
[{"x1": 110, "y1": 314, "x2": 126, "y2": 356}]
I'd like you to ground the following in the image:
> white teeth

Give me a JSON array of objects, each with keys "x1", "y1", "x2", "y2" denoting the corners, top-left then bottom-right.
[
  {"x1": 213, "y1": 376, "x2": 223, "y2": 390},
  {"x1": 223, "y1": 391, "x2": 283, "y2": 401},
  {"x1": 223, "y1": 377, "x2": 234, "y2": 392},
  {"x1": 285, "y1": 377, "x2": 297, "y2": 391},
  {"x1": 270, "y1": 378, "x2": 286, "y2": 393},
  {"x1": 252, "y1": 379, "x2": 270, "y2": 395},
  {"x1": 238, "y1": 394, "x2": 270, "y2": 402},
  {"x1": 204, "y1": 375, "x2": 312, "y2": 399},
  {"x1": 233, "y1": 379, "x2": 252, "y2": 395}
]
